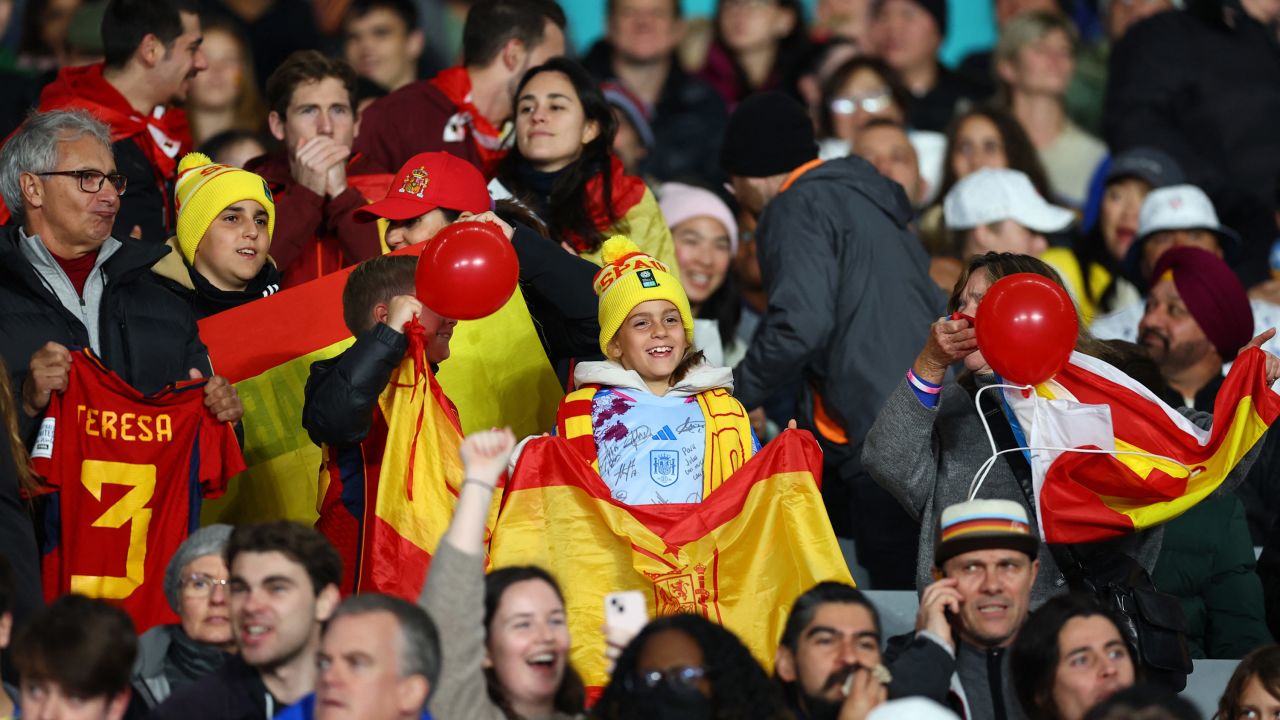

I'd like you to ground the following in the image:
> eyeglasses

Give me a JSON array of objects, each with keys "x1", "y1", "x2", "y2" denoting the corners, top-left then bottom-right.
[
  {"x1": 829, "y1": 91, "x2": 893, "y2": 116},
  {"x1": 36, "y1": 170, "x2": 127, "y2": 195},
  {"x1": 631, "y1": 665, "x2": 707, "y2": 691},
  {"x1": 182, "y1": 572, "x2": 230, "y2": 597}
]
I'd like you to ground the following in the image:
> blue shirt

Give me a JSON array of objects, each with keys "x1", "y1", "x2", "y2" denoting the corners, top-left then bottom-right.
[{"x1": 592, "y1": 388, "x2": 709, "y2": 505}]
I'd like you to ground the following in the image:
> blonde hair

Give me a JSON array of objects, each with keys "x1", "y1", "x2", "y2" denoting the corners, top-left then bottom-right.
[{"x1": 993, "y1": 11, "x2": 1079, "y2": 103}]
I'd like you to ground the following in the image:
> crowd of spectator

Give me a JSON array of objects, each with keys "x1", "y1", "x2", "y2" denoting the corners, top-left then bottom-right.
[{"x1": 2, "y1": 0, "x2": 1280, "y2": 718}]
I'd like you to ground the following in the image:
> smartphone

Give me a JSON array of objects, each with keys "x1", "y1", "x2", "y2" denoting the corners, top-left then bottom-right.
[{"x1": 603, "y1": 591, "x2": 649, "y2": 636}]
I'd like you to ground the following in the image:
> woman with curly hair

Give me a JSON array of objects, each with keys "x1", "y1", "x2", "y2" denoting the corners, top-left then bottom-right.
[
  {"x1": 594, "y1": 614, "x2": 790, "y2": 720},
  {"x1": 1215, "y1": 645, "x2": 1280, "y2": 720}
]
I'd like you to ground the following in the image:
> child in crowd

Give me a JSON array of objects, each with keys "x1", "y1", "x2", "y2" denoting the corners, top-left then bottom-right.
[
  {"x1": 554, "y1": 236, "x2": 758, "y2": 505},
  {"x1": 152, "y1": 152, "x2": 282, "y2": 319},
  {"x1": 302, "y1": 254, "x2": 459, "y2": 594}
]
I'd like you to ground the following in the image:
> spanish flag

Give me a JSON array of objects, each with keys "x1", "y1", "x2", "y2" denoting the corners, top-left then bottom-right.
[
  {"x1": 196, "y1": 241, "x2": 563, "y2": 525},
  {"x1": 489, "y1": 429, "x2": 852, "y2": 691},
  {"x1": 1001, "y1": 348, "x2": 1280, "y2": 544}
]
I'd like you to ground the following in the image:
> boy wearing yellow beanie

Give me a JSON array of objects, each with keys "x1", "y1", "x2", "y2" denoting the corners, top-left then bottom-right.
[
  {"x1": 152, "y1": 153, "x2": 282, "y2": 319},
  {"x1": 550, "y1": 236, "x2": 757, "y2": 505}
]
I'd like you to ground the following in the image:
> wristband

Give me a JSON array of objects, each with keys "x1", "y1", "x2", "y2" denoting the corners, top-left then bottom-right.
[
  {"x1": 907, "y1": 368, "x2": 941, "y2": 395},
  {"x1": 462, "y1": 478, "x2": 496, "y2": 494}
]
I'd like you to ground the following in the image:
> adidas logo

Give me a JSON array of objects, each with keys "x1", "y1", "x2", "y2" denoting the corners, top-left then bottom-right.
[{"x1": 653, "y1": 425, "x2": 677, "y2": 441}]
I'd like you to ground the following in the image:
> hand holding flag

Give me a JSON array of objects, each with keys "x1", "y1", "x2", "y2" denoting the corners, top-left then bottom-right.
[{"x1": 1241, "y1": 327, "x2": 1280, "y2": 384}]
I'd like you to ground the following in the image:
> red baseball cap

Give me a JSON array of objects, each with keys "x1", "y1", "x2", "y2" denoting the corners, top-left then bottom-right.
[{"x1": 354, "y1": 152, "x2": 490, "y2": 223}]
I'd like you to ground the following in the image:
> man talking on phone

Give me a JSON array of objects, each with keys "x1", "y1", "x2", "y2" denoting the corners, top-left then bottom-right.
[{"x1": 884, "y1": 499, "x2": 1040, "y2": 720}]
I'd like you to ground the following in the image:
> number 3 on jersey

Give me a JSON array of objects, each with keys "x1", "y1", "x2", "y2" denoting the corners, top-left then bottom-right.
[{"x1": 70, "y1": 459, "x2": 156, "y2": 599}]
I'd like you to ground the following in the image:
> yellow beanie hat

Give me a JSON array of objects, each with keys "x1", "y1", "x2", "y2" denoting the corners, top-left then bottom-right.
[
  {"x1": 593, "y1": 235, "x2": 694, "y2": 357},
  {"x1": 174, "y1": 152, "x2": 276, "y2": 265}
]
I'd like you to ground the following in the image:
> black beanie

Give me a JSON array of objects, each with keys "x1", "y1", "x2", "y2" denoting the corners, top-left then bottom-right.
[
  {"x1": 720, "y1": 92, "x2": 818, "y2": 178},
  {"x1": 873, "y1": 0, "x2": 947, "y2": 37}
]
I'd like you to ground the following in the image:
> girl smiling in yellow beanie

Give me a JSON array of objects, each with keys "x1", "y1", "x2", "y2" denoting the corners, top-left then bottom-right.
[
  {"x1": 151, "y1": 152, "x2": 281, "y2": 319},
  {"x1": 552, "y1": 236, "x2": 757, "y2": 505}
]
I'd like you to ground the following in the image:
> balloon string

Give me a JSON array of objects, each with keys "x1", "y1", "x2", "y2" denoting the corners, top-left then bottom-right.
[
  {"x1": 403, "y1": 316, "x2": 427, "y2": 396},
  {"x1": 968, "y1": 384, "x2": 1199, "y2": 501}
]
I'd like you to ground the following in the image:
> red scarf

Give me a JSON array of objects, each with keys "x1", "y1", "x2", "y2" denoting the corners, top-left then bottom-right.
[
  {"x1": 429, "y1": 66, "x2": 509, "y2": 176},
  {"x1": 565, "y1": 156, "x2": 647, "y2": 254},
  {"x1": 38, "y1": 64, "x2": 191, "y2": 178}
]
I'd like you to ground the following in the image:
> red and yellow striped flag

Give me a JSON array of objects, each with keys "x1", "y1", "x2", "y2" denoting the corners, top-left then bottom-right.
[
  {"x1": 1002, "y1": 348, "x2": 1280, "y2": 543},
  {"x1": 489, "y1": 429, "x2": 852, "y2": 692},
  {"x1": 196, "y1": 242, "x2": 562, "y2": 525}
]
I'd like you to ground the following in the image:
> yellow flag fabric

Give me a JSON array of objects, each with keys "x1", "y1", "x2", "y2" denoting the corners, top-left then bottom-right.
[
  {"x1": 489, "y1": 429, "x2": 851, "y2": 690},
  {"x1": 197, "y1": 241, "x2": 561, "y2": 525}
]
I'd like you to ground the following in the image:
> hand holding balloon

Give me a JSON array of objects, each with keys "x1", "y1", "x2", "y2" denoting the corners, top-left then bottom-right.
[
  {"x1": 415, "y1": 221, "x2": 520, "y2": 320},
  {"x1": 975, "y1": 273, "x2": 1078, "y2": 385}
]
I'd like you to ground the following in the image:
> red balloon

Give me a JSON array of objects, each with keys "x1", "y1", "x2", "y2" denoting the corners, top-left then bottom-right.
[
  {"x1": 974, "y1": 273, "x2": 1078, "y2": 385},
  {"x1": 415, "y1": 221, "x2": 519, "y2": 320}
]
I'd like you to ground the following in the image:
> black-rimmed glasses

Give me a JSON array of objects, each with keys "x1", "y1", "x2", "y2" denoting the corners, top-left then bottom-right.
[{"x1": 36, "y1": 170, "x2": 127, "y2": 195}]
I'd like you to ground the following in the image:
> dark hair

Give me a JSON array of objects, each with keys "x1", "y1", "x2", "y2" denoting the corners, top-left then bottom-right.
[
  {"x1": 937, "y1": 105, "x2": 1053, "y2": 204},
  {"x1": 342, "y1": 254, "x2": 418, "y2": 336},
  {"x1": 595, "y1": 613, "x2": 791, "y2": 720},
  {"x1": 1215, "y1": 645, "x2": 1280, "y2": 720},
  {"x1": 328, "y1": 593, "x2": 442, "y2": 701},
  {"x1": 265, "y1": 50, "x2": 358, "y2": 120},
  {"x1": 12, "y1": 594, "x2": 137, "y2": 699},
  {"x1": 101, "y1": 0, "x2": 199, "y2": 69},
  {"x1": 497, "y1": 57, "x2": 621, "y2": 255},
  {"x1": 779, "y1": 581, "x2": 881, "y2": 653},
  {"x1": 817, "y1": 56, "x2": 912, "y2": 140},
  {"x1": 1011, "y1": 593, "x2": 1137, "y2": 720},
  {"x1": 462, "y1": 0, "x2": 566, "y2": 68},
  {"x1": 225, "y1": 521, "x2": 343, "y2": 596},
  {"x1": 1084, "y1": 684, "x2": 1200, "y2": 720},
  {"x1": 483, "y1": 566, "x2": 585, "y2": 718},
  {"x1": 607, "y1": 0, "x2": 681, "y2": 19},
  {"x1": 344, "y1": 0, "x2": 419, "y2": 33},
  {"x1": 712, "y1": 0, "x2": 810, "y2": 101},
  {"x1": 197, "y1": 129, "x2": 268, "y2": 165}
]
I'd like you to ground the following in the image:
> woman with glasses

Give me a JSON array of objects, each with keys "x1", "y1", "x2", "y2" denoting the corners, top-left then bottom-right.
[
  {"x1": 131, "y1": 524, "x2": 235, "y2": 709},
  {"x1": 594, "y1": 613, "x2": 790, "y2": 720}
]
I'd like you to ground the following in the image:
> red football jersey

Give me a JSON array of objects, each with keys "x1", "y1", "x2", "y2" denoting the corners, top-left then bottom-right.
[{"x1": 31, "y1": 349, "x2": 245, "y2": 632}]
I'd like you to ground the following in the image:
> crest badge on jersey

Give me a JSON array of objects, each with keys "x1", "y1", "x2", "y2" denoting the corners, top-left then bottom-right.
[{"x1": 650, "y1": 449, "x2": 678, "y2": 487}]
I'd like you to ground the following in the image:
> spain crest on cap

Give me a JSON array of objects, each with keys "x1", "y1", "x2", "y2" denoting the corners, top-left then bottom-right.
[{"x1": 399, "y1": 167, "x2": 429, "y2": 198}]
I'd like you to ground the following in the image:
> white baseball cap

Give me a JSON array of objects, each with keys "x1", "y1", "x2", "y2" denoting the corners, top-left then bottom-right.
[
  {"x1": 1124, "y1": 184, "x2": 1242, "y2": 283},
  {"x1": 943, "y1": 168, "x2": 1075, "y2": 234}
]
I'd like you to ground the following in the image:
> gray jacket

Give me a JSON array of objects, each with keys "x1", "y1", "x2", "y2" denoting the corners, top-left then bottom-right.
[
  {"x1": 732, "y1": 155, "x2": 945, "y2": 443},
  {"x1": 863, "y1": 375, "x2": 1255, "y2": 607}
]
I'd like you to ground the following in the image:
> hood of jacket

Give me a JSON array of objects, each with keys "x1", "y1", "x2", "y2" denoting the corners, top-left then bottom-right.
[
  {"x1": 574, "y1": 359, "x2": 734, "y2": 398},
  {"x1": 787, "y1": 155, "x2": 915, "y2": 231}
]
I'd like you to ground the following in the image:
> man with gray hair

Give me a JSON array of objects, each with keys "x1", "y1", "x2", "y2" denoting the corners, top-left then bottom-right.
[
  {"x1": 0, "y1": 109, "x2": 243, "y2": 629},
  {"x1": 275, "y1": 593, "x2": 441, "y2": 720}
]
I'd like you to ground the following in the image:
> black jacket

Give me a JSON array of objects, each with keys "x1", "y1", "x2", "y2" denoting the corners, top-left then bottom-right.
[
  {"x1": 150, "y1": 238, "x2": 283, "y2": 320},
  {"x1": 0, "y1": 226, "x2": 211, "y2": 442},
  {"x1": 150, "y1": 654, "x2": 276, "y2": 720},
  {"x1": 733, "y1": 156, "x2": 945, "y2": 445},
  {"x1": 582, "y1": 40, "x2": 730, "y2": 187},
  {"x1": 303, "y1": 222, "x2": 599, "y2": 446},
  {"x1": 1104, "y1": 0, "x2": 1280, "y2": 285}
]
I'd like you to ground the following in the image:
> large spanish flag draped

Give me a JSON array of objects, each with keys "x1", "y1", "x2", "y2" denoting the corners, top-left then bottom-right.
[
  {"x1": 489, "y1": 429, "x2": 852, "y2": 691},
  {"x1": 196, "y1": 241, "x2": 563, "y2": 525},
  {"x1": 1001, "y1": 348, "x2": 1280, "y2": 544}
]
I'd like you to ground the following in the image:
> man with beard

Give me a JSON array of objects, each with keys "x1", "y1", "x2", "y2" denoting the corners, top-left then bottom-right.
[
  {"x1": 884, "y1": 499, "x2": 1040, "y2": 720},
  {"x1": 774, "y1": 582, "x2": 891, "y2": 720},
  {"x1": 152, "y1": 522, "x2": 342, "y2": 720}
]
